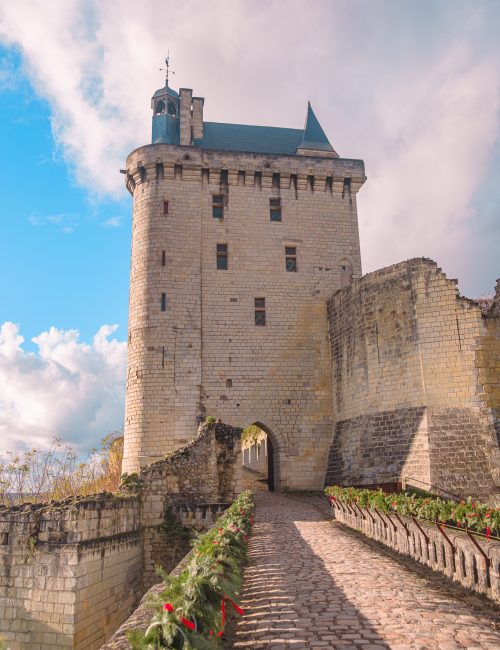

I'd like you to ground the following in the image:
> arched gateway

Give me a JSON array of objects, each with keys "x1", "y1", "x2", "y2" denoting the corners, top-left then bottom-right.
[{"x1": 240, "y1": 422, "x2": 278, "y2": 492}]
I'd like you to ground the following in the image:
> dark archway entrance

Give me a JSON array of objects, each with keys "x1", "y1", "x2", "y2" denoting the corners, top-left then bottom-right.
[{"x1": 241, "y1": 423, "x2": 276, "y2": 492}]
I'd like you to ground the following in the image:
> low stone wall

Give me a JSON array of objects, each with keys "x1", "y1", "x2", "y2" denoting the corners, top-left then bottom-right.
[
  {"x1": 101, "y1": 549, "x2": 195, "y2": 649},
  {"x1": 330, "y1": 501, "x2": 500, "y2": 604},
  {"x1": 0, "y1": 495, "x2": 143, "y2": 650},
  {"x1": 0, "y1": 420, "x2": 243, "y2": 649}
]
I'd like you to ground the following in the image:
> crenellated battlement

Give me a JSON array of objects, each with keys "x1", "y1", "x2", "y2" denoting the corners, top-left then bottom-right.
[{"x1": 125, "y1": 143, "x2": 365, "y2": 197}]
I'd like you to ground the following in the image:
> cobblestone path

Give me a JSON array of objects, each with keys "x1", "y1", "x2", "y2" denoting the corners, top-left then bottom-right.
[{"x1": 230, "y1": 492, "x2": 500, "y2": 649}]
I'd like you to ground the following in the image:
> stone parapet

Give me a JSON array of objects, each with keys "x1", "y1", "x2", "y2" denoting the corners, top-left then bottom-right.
[{"x1": 331, "y1": 501, "x2": 500, "y2": 604}]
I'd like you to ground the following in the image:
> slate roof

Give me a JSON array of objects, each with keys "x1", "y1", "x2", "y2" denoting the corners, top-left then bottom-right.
[
  {"x1": 298, "y1": 103, "x2": 334, "y2": 152},
  {"x1": 153, "y1": 85, "x2": 179, "y2": 99},
  {"x1": 193, "y1": 123, "x2": 304, "y2": 155},
  {"x1": 151, "y1": 86, "x2": 336, "y2": 155}
]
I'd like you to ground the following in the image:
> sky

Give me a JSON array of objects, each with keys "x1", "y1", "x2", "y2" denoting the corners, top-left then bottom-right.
[{"x1": 0, "y1": 0, "x2": 499, "y2": 455}]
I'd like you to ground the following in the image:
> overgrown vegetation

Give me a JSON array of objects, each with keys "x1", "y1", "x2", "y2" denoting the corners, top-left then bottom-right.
[
  {"x1": 0, "y1": 432, "x2": 123, "y2": 506},
  {"x1": 241, "y1": 424, "x2": 263, "y2": 446},
  {"x1": 129, "y1": 491, "x2": 254, "y2": 649},
  {"x1": 325, "y1": 485, "x2": 500, "y2": 536}
]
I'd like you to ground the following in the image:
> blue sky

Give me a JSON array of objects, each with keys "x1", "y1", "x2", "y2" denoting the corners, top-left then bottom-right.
[
  {"x1": 0, "y1": 48, "x2": 130, "y2": 346},
  {"x1": 0, "y1": 0, "x2": 499, "y2": 454}
]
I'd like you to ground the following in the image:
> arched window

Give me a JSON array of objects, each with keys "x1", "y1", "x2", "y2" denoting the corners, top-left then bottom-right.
[
  {"x1": 167, "y1": 100, "x2": 177, "y2": 116},
  {"x1": 340, "y1": 260, "x2": 353, "y2": 288},
  {"x1": 154, "y1": 99, "x2": 165, "y2": 115}
]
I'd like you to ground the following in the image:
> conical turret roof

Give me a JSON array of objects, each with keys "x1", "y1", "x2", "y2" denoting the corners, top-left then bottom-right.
[{"x1": 297, "y1": 102, "x2": 335, "y2": 153}]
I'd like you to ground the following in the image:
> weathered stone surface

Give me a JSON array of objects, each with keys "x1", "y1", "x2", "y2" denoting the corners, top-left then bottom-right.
[
  {"x1": 122, "y1": 141, "x2": 366, "y2": 491},
  {"x1": 0, "y1": 421, "x2": 242, "y2": 649},
  {"x1": 326, "y1": 258, "x2": 500, "y2": 502},
  {"x1": 231, "y1": 492, "x2": 500, "y2": 649}
]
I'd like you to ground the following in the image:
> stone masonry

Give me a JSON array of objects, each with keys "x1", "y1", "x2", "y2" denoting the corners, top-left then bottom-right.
[
  {"x1": 122, "y1": 82, "x2": 365, "y2": 491},
  {"x1": 0, "y1": 421, "x2": 242, "y2": 649},
  {"x1": 325, "y1": 258, "x2": 500, "y2": 502}
]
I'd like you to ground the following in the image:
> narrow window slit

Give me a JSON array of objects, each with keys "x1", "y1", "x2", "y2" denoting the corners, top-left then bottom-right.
[
  {"x1": 156, "y1": 163, "x2": 164, "y2": 180},
  {"x1": 174, "y1": 164, "x2": 182, "y2": 180},
  {"x1": 270, "y1": 198, "x2": 282, "y2": 222},
  {"x1": 255, "y1": 298, "x2": 266, "y2": 326},
  {"x1": 212, "y1": 195, "x2": 224, "y2": 219},
  {"x1": 216, "y1": 243, "x2": 228, "y2": 270}
]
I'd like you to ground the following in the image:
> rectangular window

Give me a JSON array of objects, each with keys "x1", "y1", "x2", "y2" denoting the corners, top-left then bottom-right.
[
  {"x1": 161, "y1": 293, "x2": 166, "y2": 311},
  {"x1": 212, "y1": 194, "x2": 224, "y2": 218},
  {"x1": 216, "y1": 243, "x2": 228, "y2": 270},
  {"x1": 285, "y1": 246, "x2": 297, "y2": 272},
  {"x1": 255, "y1": 297, "x2": 266, "y2": 326},
  {"x1": 161, "y1": 251, "x2": 166, "y2": 266},
  {"x1": 163, "y1": 201, "x2": 169, "y2": 214},
  {"x1": 270, "y1": 198, "x2": 282, "y2": 222}
]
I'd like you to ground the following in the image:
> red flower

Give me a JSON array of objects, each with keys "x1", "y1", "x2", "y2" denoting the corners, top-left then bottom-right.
[
  {"x1": 163, "y1": 603, "x2": 174, "y2": 612},
  {"x1": 486, "y1": 526, "x2": 491, "y2": 539}
]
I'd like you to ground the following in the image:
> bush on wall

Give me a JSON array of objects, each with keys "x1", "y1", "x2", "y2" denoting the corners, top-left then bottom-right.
[
  {"x1": 129, "y1": 491, "x2": 254, "y2": 649},
  {"x1": 325, "y1": 485, "x2": 500, "y2": 537}
]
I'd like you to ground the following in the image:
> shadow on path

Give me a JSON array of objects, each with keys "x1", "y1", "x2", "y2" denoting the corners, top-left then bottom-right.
[{"x1": 228, "y1": 492, "x2": 500, "y2": 650}]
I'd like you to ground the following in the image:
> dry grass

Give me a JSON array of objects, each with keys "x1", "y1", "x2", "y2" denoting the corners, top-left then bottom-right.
[{"x1": 0, "y1": 433, "x2": 123, "y2": 506}]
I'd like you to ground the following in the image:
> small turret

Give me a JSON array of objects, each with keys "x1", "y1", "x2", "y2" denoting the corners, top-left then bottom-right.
[{"x1": 151, "y1": 85, "x2": 180, "y2": 144}]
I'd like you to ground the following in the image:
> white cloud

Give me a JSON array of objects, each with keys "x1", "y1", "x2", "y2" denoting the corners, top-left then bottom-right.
[
  {"x1": 0, "y1": 322, "x2": 127, "y2": 455},
  {"x1": 358, "y1": 47, "x2": 500, "y2": 286},
  {"x1": 0, "y1": 0, "x2": 499, "y2": 288},
  {"x1": 28, "y1": 212, "x2": 79, "y2": 233},
  {"x1": 102, "y1": 216, "x2": 123, "y2": 228}
]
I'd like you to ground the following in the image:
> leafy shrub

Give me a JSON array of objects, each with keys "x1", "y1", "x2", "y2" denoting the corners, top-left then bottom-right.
[
  {"x1": 325, "y1": 485, "x2": 500, "y2": 536},
  {"x1": 130, "y1": 491, "x2": 254, "y2": 649}
]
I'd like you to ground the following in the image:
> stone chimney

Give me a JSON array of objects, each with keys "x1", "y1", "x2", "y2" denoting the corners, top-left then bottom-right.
[
  {"x1": 192, "y1": 96, "x2": 204, "y2": 140},
  {"x1": 179, "y1": 88, "x2": 193, "y2": 145}
]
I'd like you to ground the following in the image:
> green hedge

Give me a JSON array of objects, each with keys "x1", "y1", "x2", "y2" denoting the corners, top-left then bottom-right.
[
  {"x1": 130, "y1": 491, "x2": 254, "y2": 649},
  {"x1": 325, "y1": 485, "x2": 499, "y2": 537}
]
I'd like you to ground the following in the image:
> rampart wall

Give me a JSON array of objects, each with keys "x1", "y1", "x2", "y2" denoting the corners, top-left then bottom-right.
[
  {"x1": 0, "y1": 421, "x2": 242, "y2": 649},
  {"x1": 326, "y1": 259, "x2": 500, "y2": 502}
]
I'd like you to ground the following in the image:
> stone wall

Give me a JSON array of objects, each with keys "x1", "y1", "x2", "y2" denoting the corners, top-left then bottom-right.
[
  {"x1": 0, "y1": 495, "x2": 143, "y2": 650},
  {"x1": 123, "y1": 141, "x2": 366, "y2": 491},
  {"x1": 139, "y1": 420, "x2": 241, "y2": 590},
  {"x1": 331, "y1": 501, "x2": 500, "y2": 604},
  {"x1": 326, "y1": 259, "x2": 500, "y2": 502},
  {"x1": 0, "y1": 420, "x2": 242, "y2": 649}
]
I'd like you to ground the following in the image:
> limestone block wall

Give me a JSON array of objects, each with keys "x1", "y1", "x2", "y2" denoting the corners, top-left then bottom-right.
[
  {"x1": 123, "y1": 142, "x2": 366, "y2": 491},
  {"x1": 326, "y1": 258, "x2": 500, "y2": 502},
  {"x1": 0, "y1": 421, "x2": 243, "y2": 648},
  {"x1": 0, "y1": 496, "x2": 143, "y2": 650},
  {"x1": 135, "y1": 419, "x2": 241, "y2": 590}
]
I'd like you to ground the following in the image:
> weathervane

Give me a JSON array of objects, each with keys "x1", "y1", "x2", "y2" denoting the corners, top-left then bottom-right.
[{"x1": 159, "y1": 52, "x2": 175, "y2": 88}]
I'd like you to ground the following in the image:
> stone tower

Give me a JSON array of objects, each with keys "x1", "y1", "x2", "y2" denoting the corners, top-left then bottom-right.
[{"x1": 121, "y1": 79, "x2": 366, "y2": 489}]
